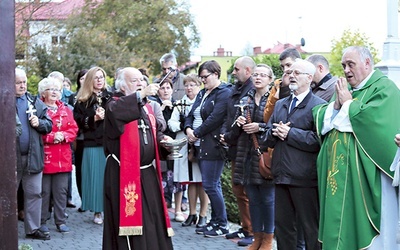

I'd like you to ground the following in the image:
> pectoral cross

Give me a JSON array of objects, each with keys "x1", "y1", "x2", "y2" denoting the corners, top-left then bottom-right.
[
  {"x1": 97, "y1": 93, "x2": 102, "y2": 107},
  {"x1": 26, "y1": 104, "x2": 37, "y2": 118},
  {"x1": 138, "y1": 119, "x2": 150, "y2": 145}
]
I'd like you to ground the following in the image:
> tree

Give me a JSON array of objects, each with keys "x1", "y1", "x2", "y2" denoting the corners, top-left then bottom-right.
[
  {"x1": 55, "y1": 0, "x2": 199, "y2": 79},
  {"x1": 225, "y1": 54, "x2": 283, "y2": 84},
  {"x1": 330, "y1": 29, "x2": 380, "y2": 76}
]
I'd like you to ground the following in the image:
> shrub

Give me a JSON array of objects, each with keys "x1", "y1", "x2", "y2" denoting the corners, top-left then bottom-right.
[{"x1": 221, "y1": 161, "x2": 240, "y2": 224}]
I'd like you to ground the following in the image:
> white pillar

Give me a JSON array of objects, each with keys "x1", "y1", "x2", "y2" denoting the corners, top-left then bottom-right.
[{"x1": 375, "y1": 0, "x2": 400, "y2": 89}]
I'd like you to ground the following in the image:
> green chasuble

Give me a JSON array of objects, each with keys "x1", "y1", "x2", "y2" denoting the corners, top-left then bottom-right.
[{"x1": 312, "y1": 69, "x2": 400, "y2": 250}]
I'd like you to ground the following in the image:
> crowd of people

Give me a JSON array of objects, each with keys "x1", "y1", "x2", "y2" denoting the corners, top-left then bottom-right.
[{"x1": 15, "y1": 46, "x2": 400, "y2": 250}]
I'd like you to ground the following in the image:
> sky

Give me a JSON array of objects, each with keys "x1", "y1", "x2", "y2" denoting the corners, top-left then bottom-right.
[{"x1": 187, "y1": 0, "x2": 391, "y2": 57}]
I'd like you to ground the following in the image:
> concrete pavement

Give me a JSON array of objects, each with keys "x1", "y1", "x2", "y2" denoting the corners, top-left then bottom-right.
[{"x1": 17, "y1": 167, "x2": 254, "y2": 250}]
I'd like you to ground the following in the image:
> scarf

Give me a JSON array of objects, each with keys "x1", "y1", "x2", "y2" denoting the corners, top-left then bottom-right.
[{"x1": 118, "y1": 103, "x2": 174, "y2": 237}]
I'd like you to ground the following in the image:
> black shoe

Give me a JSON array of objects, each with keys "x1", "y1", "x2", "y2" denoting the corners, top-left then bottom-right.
[
  {"x1": 195, "y1": 223, "x2": 215, "y2": 235},
  {"x1": 204, "y1": 225, "x2": 229, "y2": 238},
  {"x1": 67, "y1": 201, "x2": 76, "y2": 208},
  {"x1": 196, "y1": 216, "x2": 207, "y2": 228},
  {"x1": 225, "y1": 228, "x2": 249, "y2": 239},
  {"x1": 26, "y1": 230, "x2": 51, "y2": 240},
  {"x1": 78, "y1": 207, "x2": 86, "y2": 213},
  {"x1": 182, "y1": 214, "x2": 197, "y2": 227}
]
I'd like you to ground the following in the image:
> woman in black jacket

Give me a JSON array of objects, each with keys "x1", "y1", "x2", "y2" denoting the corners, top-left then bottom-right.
[
  {"x1": 184, "y1": 60, "x2": 232, "y2": 237},
  {"x1": 233, "y1": 64, "x2": 276, "y2": 249}
]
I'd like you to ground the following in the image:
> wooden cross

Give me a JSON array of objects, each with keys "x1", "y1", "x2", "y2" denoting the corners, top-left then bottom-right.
[
  {"x1": 26, "y1": 104, "x2": 37, "y2": 118},
  {"x1": 138, "y1": 119, "x2": 150, "y2": 145}
]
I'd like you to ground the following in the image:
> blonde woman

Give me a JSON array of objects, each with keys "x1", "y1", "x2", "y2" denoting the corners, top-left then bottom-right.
[{"x1": 73, "y1": 66, "x2": 111, "y2": 224}]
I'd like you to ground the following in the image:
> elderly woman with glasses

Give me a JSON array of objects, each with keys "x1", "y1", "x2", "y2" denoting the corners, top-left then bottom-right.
[
  {"x1": 38, "y1": 77, "x2": 78, "y2": 234},
  {"x1": 73, "y1": 66, "x2": 112, "y2": 224},
  {"x1": 168, "y1": 74, "x2": 210, "y2": 228}
]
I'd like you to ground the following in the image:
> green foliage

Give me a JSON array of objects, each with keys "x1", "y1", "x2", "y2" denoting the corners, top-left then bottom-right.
[
  {"x1": 27, "y1": 74, "x2": 41, "y2": 95},
  {"x1": 41, "y1": 0, "x2": 200, "y2": 79},
  {"x1": 221, "y1": 161, "x2": 240, "y2": 224},
  {"x1": 330, "y1": 29, "x2": 380, "y2": 76},
  {"x1": 254, "y1": 54, "x2": 284, "y2": 80},
  {"x1": 225, "y1": 54, "x2": 284, "y2": 84},
  {"x1": 18, "y1": 243, "x2": 33, "y2": 250}
]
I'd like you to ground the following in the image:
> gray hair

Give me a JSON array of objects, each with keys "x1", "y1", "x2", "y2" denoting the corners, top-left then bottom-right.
[
  {"x1": 48, "y1": 71, "x2": 64, "y2": 83},
  {"x1": 159, "y1": 53, "x2": 177, "y2": 66},
  {"x1": 342, "y1": 46, "x2": 375, "y2": 68},
  {"x1": 38, "y1": 77, "x2": 62, "y2": 98},
  {"x1": 15, "y1": 67, "x2": 27, "y2": 79},
  {"x1": 294, "y1": 59, "x2": 316, "y2": 76},
  {"x1": 114, "y1": 69, "x2": 128, "y2": 92}
]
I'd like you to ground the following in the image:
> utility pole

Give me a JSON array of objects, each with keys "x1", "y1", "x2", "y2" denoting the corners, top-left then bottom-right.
[
  {"x1": 375, "y1": 0, "x2": 400, "y2": 89},
  {"x1": 0, "y1": 0, "x2": 18, "y2": 249}
]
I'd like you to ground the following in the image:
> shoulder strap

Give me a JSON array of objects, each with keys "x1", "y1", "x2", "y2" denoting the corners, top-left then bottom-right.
[{"x1": 245, "y1": 99, "x2": 262, "y2": 156}]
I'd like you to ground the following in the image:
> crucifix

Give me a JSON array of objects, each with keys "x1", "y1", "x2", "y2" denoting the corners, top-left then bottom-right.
[
  {"x1": 232, "y1": 100, "x2": 248, "y2": 127},
  {"x1": 57, "y1": 116, "x2": 63, "y2": 130},
  {"x1": 26, "y1": 104, "x2": 37, "y2": 118},
  {"x1": 234, "y1": 100, "x2": 248, "y2": 116},
  {"x1": 138, "y1": 119, "x2": 150, "y2": 145}
]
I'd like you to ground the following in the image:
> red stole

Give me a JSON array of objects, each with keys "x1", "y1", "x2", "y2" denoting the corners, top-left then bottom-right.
[{"x1": 118, "y1": 103, "x2": 174, "y2": 237}]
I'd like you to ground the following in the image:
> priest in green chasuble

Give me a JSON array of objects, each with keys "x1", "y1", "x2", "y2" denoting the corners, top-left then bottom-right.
[{"x1": 313, "y1": 46, "x2": 400, "y2": 249}]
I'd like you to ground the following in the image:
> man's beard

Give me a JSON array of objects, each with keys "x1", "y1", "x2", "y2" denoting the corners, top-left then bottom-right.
[{"x1": 289, "y1": 84, "x2": 298, "y2": 91}]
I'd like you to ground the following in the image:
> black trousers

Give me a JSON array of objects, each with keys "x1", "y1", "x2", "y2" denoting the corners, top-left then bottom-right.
[{"x1": 275, "y1": 184, "x2": 320, "y2": 250}]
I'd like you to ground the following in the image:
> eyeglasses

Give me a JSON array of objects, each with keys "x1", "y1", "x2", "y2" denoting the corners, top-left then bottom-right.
[
  {"x1": 199, "y1": 73, "x2": 212, "y2": 81},
  {"x1": 94, "y1": 76, "x2": 105, "y2": 81},
  {"x1": 285, "y1": 70, "x2": 310, "y2": 77},
  {"x1": 45, "y1": 88, "x2": 61, "y2": 92},
  {"x1": 184, "y1": 84, "x2": 199, "y2": 88},
  {"x1": 252, "y1": 73, "x2": 271, "y2": 78}
]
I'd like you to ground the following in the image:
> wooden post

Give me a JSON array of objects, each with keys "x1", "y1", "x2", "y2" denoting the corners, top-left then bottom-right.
[{"x1": 0, "y1": 0, "x2": 18, "y2": 249}]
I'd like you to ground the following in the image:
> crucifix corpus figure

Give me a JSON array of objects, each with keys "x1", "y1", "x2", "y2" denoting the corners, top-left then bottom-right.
[
  {"x1": 138, "y1": 119, "x2": 150, "y2": 144},
  {"x1": 26, "y1": 104, "x2": 37, "y2": 118}
]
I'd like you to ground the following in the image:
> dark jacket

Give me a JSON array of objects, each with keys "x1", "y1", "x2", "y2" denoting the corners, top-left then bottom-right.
[
  {"x1": 73, "y1": 90, "x2": 111, "y2": 147},
  {"x1": 261, "y1": 90, "x2": 326, "y2": 187},
  {"x1": 221, "y1": 77, "x2": 255, "y2": 160},
  {"x1": 16, "y1": 93, "x2": 53, "y2": 174},
  {"x1": 230, "y1": 89, "x2": 272, "y2": 185},
  {"x1": 185, "y1": 82, "x2": 231, "y2": 160}
]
